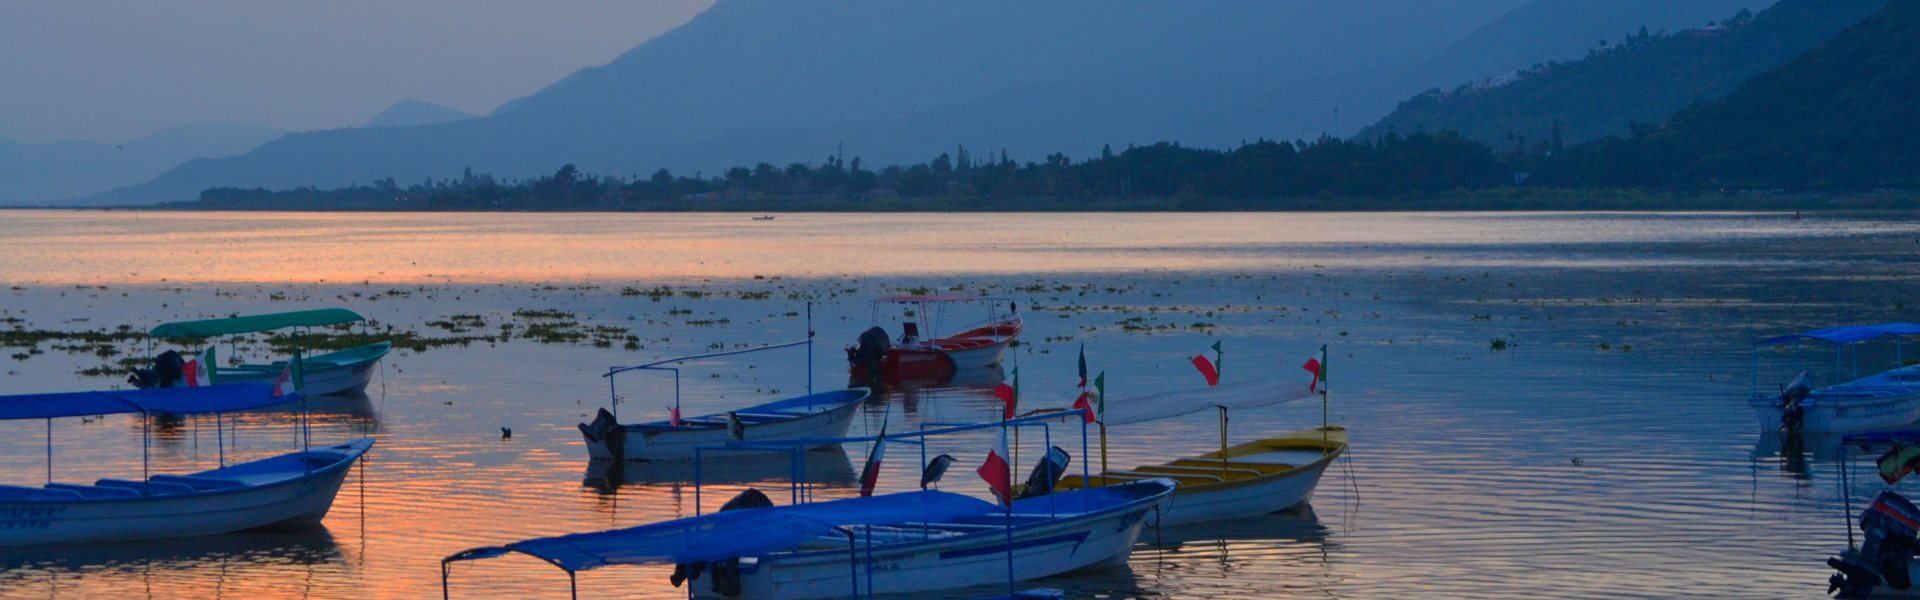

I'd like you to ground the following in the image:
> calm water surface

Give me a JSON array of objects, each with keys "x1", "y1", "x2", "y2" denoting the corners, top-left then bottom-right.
[{"x1": 3, "y1": 210, "x2": 1920, "y2": 599}]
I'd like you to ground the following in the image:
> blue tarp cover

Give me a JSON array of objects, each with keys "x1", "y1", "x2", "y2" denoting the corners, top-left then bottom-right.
[
  {"x1": 0, "y1": 383, "x2": 298, "y2": 420},
  {"x1": 1757, "y1": 323, "x2": 1920, "y2": 346},
  {"x1": 445, "y1": 490, "x2": 998, "y2": 571}
]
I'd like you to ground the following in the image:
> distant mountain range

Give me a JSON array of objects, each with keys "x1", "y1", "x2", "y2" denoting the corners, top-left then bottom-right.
[
  {"x1": 1357, "y1": 0, "x2": 1882, "y2": 146},
  {"x1": 363, "y1": 100, "x2": 475, "y2": 128},
  {"x1": 66, "y1": 0, "x2": 1797, "y2": 205},
  {"x1": 0, "y1": 123, "x2": 286, "y2": 205}
]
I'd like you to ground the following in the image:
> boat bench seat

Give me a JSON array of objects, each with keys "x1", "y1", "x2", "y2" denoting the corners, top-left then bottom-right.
[
  {"x1": 1140, "y1": 464, "x2": 1269, "y2": 477},
  {"x1": 44, "y1": 483, "x2": 141, "y2": 498},
  {"x1": 728, "y1": 413, "x2": 792, "y2": 422},
  {"x1": 150, "y1": 475, "x2": 246, "y2": 490},
  {"x1": 0, "y1": 485, "x2": 82, "y2": 500},
  {"x1": 94, "y1": 479, "x2": 196, "y2": 496}
]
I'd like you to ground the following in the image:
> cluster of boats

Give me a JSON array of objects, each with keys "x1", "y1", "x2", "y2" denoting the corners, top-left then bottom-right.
[
  {"x1": 4, "y1": 297, "x2": 1349, "y2": 600},
  {"x1": 1746, "y1": 324, "x2": 1920, "y2": 598}
]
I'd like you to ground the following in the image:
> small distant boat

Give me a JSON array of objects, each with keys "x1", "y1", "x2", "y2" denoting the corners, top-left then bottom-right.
[
  {"x1": 443, "y1": 479, "x2": 1176, "y2": 600},
  {"x1": 754, "y1": 215, "x2": 777, "y2": 220},
  {"x1": 579, "y1": 390, "x2": 868, "y2": 461},
  {"x1": 1750, "y1": 324, "x2": 1920, "y2": 433},
  {"x1": 848, "y1": 295, "x2": 1021, "y2": 380},
  {"x1": 580, "y1": 333, "x2": 867, "y2": 461},
  {"x1": 0, "y1": 384, "x2": 373, "y2": 546},
  {"x1": 143, "y1": 309, "x2": 390, "y2": 397}
]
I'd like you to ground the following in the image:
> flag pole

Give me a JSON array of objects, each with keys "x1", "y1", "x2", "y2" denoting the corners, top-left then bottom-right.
[
  {"x1": 1322, "y1": 345, "x2": 1330, "y2": 456},
  {"x1": 1214, "y1": 342, "x2": 1227, "y2": 476},
  {"x1": 1096, "y1": 372, "x2": 1108, "y2": 486},
  {"x1": 1011, "y1": 367, "x2": 1019, "y2": 476}
]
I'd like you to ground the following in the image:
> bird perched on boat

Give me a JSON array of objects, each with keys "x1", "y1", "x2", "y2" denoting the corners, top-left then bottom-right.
[
  {"x1": 921, "y1": 454, "x2": 956, "y2": 489},
  {"x1": 501, "y1": 427, "x2": 512, "y2": 440},
  {"x1": 726, "y1": 412, "x2": 745, "y2": 441}
]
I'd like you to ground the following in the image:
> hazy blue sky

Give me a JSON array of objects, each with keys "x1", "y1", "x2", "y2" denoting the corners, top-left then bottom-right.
[{"x1": 0, "y1": 0, "x2": 714, "y2": 143}]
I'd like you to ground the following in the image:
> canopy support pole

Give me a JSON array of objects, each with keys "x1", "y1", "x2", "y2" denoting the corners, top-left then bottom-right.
[
  {"x1": 441, "y1": 562, "x2": 449, "y2": 600},
  {"x1": 843, "y1": 529, "x2": 858, "y2": 600},
  {"x1": 806, "y1": 302, "x2": 814, "y2": 397},
  {"x1": 142, "y1": 409, "x2": 150, "y2": 494},
  {"x1": 217, "y1": 413, "x2": 225, "y2": 467},
  {"x1": 1080, "y1": 413, "x2": 1092, "y2": 513},
  {"x1": 46, "y1": 418, "x2": 52, "y2": 484},
  {"x1": 864, "y1": 525, "x2": 874, "y2": 600},
  {"x1": 1844, "y1": 444, "x2": 1856, "y2": 550},
  {"x1": 1219, "y1": 406, "x2": 1229, "y2": 479},
  {"x1": 569, "y1": 571, "x2": 577, "y2": 600}
]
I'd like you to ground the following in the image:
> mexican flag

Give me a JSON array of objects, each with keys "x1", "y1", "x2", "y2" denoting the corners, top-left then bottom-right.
[
  {"x1": 859, "y1": 425, "x2": 888, "y2": 497},
  {"x1": 992, "y1": 368, "x2": 1018, "y2": 420},
  {"x1": 1071, "y1": 390, "x2": 1096, "y2": 424},
  {"x1": 1882, "y1": 444, "x2": 1920, "y2": 484},
  {"x1": 976, "y1": 426, "x2": 1013, "y2": 506},
  {"x1": 1191, "y1": 355, "x2": 1219, "y2": 386},
  {"x1": 183, "y1": 347, "x2": 216, "y2": 387},
  {"x1": 272, "y1": 353, "x2": 303, "y2": 398},
  {"x1": 1303, "y1": 345, "x2": 1328, "y2": 393}
]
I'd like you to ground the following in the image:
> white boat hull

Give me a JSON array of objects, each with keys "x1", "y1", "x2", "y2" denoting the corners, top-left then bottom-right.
[
  {"x1": 943, "y1": 338, "x2": 1014, "y2": 371},
  {"x1": 707, "y1": 485, "x2": 1171, "y2": 600},
  {"x1": 217, "y1": 342, "x2": 388, "y2": 396},
  {"x1": 1750, "y1": 391, "x2": 1920, "y2": 433},
  {"x1": 585, "y1": 391, "x2": 865, "y2": 461},
  {"x1": 1158, "y1": 450, "x2": 1337, "y2": 527},
  {"x1": 0, "y1": 439, "x2": 372, "y2": 546}
]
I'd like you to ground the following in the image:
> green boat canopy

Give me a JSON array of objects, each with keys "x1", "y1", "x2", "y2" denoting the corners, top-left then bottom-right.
[{"x1": 149, "y1": 309, "x2": 365, "y2": 338}]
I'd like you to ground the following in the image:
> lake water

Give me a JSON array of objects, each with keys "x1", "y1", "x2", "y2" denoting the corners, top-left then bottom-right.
[{"x1": 3, "y1": 209, "x2": 1920, "y2": 599}]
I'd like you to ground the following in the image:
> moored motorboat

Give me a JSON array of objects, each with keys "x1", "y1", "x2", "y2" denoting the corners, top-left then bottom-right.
[
  {"x1": 1050, "y1": 345, "x2": 1343, "y2": 526},
  {"x1": 142, "y1": 309, "x2": 389, "y2": 397},
  {"x1": 848, "y1": 295, "x2": 1021, "y2": 381},
  {"x1": 0, "y1": 383, "x2": 373, "y2": 546},
  {"x1": 579, "y1": 390, "x2": 868, "y2": 461},
  {"x1": 581, "y1": 333, "x2": 868, "y2": 461},
  {"x1": 1058, "y1": 427, "x2": 1344, "y2": 526},
  {"x1": 1750, "y1": 324, "x2": 1920, "y2": 433},
  {"x1": 442, "y1": 479, "x2": 1175, "y2": 600}
]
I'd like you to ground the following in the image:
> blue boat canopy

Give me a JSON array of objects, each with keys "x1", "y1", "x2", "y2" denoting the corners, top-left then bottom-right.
[
  {"x1": 1756, "y1": 323, "x2": 1920, "y2": 346},
  {"x1": 0, "y1": 383, "x2": 299, "y2": 420},
  {"x1": 149, "y1": 309, "x2": 365, "y2": 338},
  {"x1": 443, "y1": 490, "x2": 997, "y2": 572}
]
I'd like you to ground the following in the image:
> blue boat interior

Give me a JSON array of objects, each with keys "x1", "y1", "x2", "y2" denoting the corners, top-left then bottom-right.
[
  {"x1": 628, "y1": 389, "x2": 865, "y2": 430},
  {"x1": 0, "y1": 439, "x2": 372, "y2": 502}
]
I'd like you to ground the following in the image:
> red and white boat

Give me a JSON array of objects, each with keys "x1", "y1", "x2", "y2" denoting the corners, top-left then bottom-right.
[{"x1": 847, "y1": 295, "x2": 1021, "y2": 381}]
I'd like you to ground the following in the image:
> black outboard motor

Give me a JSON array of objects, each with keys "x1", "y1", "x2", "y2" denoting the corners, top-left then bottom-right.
[
  {"x1": 671, "y1": 488, "x2": 773, "y2": 597},
  {"x1": 126, "y1": 350, "x2": 186, "y2": 389},
  {"x1": 1016, "y1": 446, "x2": 1072, "y2": 500},
  {"x1": 1831, "y1": 491, "x2": 1920, "y2": 598},
  {"x1": 846, "y1": 326, "x2": 890, "y2": 374},
  {"x1": 1779, "y1": 372, "x2": 1814, "y2": 432},
  {"x1": 577, "y1": 408, "x2": 627, "y2": 461}
]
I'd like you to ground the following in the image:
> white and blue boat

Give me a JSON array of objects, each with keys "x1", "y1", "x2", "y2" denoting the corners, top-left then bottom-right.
[
  {"x1": 0, "y1": 383, "x2": 373, "y2": 546},
  {"x1": 443, "y1": 480, "x2": 1173, "y2": 600},
  {"x1": 1751, "y1": 324, "x2": 1920, "y2": 433},
  {"x1": 146, "y1": 309, "x2": 390, "y2": 397},
  {"x1": 580, "y1": 335, "x2": 867, "y2": 461}
]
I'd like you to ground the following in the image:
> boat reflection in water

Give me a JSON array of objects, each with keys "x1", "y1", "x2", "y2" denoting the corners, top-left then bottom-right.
[
  {"x1": 0, "y1": 523, "x2": 348, "y2": 597},
  {"x1": 582, "y1": 446, "x2": 857, "y2": 495},
  {"x1": 145, "y1": 390, "x2": 382, "y2": 449}
]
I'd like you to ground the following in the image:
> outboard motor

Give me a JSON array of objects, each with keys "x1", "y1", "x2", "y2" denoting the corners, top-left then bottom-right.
[
  {"x1": 1830, "y1": 491, "x2": 1920, "y2": 598},
  {"x1": 1779, "y1": 372, "x2": 1814, "y2": 432},
  {"x1": 671, "y1": 488, "x2": 773, "y2": 597},
  {"x1": 577, "y1": 408, "x2": 627, "y2": 461},
  {"x1": 1016, "y1": 446, "x2": 1072, "y2": 500},
  {"x1": 126, "y1": 350, "x2": 186, "y2": 389},
  {"x1": 846, "y1": 326, "x2": 890, "y2": 375}
]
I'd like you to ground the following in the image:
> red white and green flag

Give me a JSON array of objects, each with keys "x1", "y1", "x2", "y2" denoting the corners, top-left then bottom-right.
[
  {"x1": 272, "y1": 354, "x2": 302, "y2": 398},
  {"x1": 859, "y1": 425, "x2": 888, "y2": 497},
  {"x1": 183, "y1": 347, "x2": 216, "y2": 387},
  {"x1": 992, "y1": 368, "x2": 1018, "y2": 420},
  {"x1": 976, "y1": 426, "x2": 1013, "y2": 506},
  {"x1": 1302, "y1": 345, "x2": 1328, "y2": 393},
  {"x1": 1191, "y1": 355, "x2": 1219, "y2": 386}
]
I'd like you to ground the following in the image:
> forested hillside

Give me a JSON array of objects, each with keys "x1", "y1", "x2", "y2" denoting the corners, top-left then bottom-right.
[{"x1": 1358, "y1": 0, "x2": 1882, "y2": 147}]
